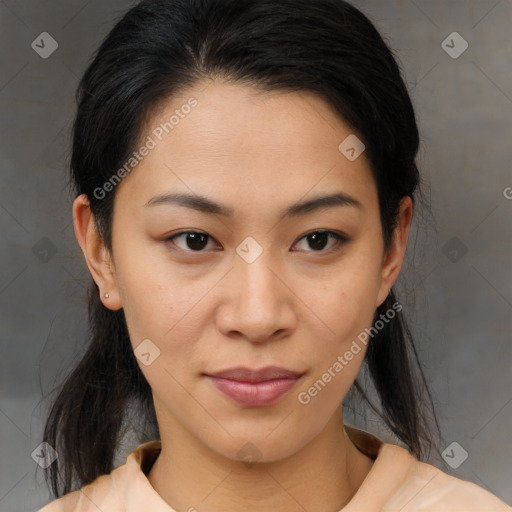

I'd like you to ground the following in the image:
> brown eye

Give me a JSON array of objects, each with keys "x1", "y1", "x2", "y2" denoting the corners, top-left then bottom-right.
[
  {"x1": 166, "y1": 231, "x2": 218, "y2": 252},
  {"x1": 292, "y1": 231, "x2": 348, "y2": 253}
]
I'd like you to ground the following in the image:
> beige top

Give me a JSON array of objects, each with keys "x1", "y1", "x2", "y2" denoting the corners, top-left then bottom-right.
[{"x1": 39, "y1": 426, "x2": 511, "y2": 512}]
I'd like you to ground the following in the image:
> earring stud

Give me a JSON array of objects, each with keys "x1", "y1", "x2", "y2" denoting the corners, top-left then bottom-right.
[{"x1": 104, "y1": 292, "x2": 109, "y2": 298}]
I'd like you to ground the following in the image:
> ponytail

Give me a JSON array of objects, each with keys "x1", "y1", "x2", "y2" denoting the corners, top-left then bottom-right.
[
  {"x1": 43, "y1": 280, "x2": 157, "y2": 497},
  {"x1": 351, "y1": 289, "x2": 440, "y2": 460}
]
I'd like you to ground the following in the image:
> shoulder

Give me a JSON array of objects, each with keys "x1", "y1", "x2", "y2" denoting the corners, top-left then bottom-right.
[
  {"x1": 37, "y1": 473, "x2": 116, "y2": 511},
  {"x1": 37, "y1": 441, "x2": 162, "y2": 512},
  {"x1": 383, "y1": 447, "x2": 511, "y2": 511},
  {"x1": 345, "y1": 427, "x2": 511, "y2": 512}
]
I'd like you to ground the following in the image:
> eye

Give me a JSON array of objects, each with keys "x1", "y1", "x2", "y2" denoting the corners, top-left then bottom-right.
[
  {"x1": 292, "y1": 230, "x2": 348, "y2": 253},
  {"x1": 165, "y1": 229, "x2": 348, "y2": 254},
  {"x1": 166, "y1": 231, "x2": 220, "y2": 252}
]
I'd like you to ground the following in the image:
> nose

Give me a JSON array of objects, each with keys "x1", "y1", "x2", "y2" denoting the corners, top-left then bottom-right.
[{"x1": 215, "y1": 249, "x2": 297, "y2": 344}]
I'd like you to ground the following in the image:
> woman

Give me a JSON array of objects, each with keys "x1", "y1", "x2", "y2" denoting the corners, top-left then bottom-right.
[{"x1": 39, "y1": 0, "x2": 511, "y2": 510}]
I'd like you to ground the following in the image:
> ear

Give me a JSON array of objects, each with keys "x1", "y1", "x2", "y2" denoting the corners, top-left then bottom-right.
[
  {"x1": 73, "y1": 194, "x2": 123, "y2": 311},
  {"x1": 375, "y1": 196, "x2": 413, "y2": 308}
]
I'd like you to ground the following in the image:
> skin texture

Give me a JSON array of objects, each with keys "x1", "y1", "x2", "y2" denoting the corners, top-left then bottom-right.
[{"x1": 73, "y1": 78, "x2": 413, "y2": 512}]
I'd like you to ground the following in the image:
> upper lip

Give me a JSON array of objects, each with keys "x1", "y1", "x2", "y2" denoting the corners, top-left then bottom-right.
[{"x1": 205, "y1": 366, "x2": 304, "y2": 383}]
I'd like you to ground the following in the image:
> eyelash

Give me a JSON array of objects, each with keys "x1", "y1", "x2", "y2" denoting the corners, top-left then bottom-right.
[{"x1": 164, "y1": 230, "x2": 349, "y2": 254}]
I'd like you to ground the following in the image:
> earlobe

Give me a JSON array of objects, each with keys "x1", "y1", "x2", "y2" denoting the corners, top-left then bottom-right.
[
  {"x1": 72, "y1": 194, "x2": 123, "y2": 311},
  {"x1": 375, "y1": 196, "x2": 413, "y2": 308}
]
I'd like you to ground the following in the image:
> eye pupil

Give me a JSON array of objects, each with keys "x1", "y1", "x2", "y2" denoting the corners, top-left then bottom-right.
[
  {"x1": 187, "y1": 232, "x2": 208, "y2": 251},
  {"x1": 308, "y1": 232, "x2": 329, "y2": 251}
]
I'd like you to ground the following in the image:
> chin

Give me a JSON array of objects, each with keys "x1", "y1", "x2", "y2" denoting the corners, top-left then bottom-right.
[{"x1": 200, "y1": 422, "x2": 316, "y2": 466}]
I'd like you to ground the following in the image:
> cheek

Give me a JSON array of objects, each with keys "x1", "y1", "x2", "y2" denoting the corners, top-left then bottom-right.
[
  {"x1": 300, "y1": 244, "x2": 383, "y2": 404},
  {"x1": 311, "y1": 249, "x2": 382, "y2": 338},
  {"x1": 110, "y1": 237, "x2": 175, "y2": 348},
  {"x1": 114, "y1": 248, "x2": 217, "y2": 383}
]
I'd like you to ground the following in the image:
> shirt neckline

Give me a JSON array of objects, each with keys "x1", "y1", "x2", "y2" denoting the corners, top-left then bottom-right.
[{"x1": 124, "y1": 426, "x2": 414, "y2": 512}]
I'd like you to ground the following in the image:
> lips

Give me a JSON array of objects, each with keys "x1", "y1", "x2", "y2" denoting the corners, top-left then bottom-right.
[
  {"x1": 206, "y1": 366, "x2": 304, "y2": 383},
  {"x1": 204, "y1": 366, "x2": 305, "y2": 407}
]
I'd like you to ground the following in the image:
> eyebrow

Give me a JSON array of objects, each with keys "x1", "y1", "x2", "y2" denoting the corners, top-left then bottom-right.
[{"x1": 144, "y1": 191, "x2": 363, "y2": 219}]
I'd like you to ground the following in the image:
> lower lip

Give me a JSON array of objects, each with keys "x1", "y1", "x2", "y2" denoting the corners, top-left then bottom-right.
[{"x1": 206, "y1": 376, "x2": 301, "y2": 407}]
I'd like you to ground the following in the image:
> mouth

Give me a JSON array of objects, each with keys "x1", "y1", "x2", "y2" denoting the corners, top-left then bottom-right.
[{"x1": 204, "y1": 366, "x2": 305, "y2": 407}]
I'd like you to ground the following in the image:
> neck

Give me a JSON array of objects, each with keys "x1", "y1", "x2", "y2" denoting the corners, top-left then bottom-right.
[{"x1": 147, "y1": 407, "x2": 374, "y2": 512}]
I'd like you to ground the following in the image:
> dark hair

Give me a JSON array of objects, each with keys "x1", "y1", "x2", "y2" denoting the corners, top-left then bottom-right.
[{"x1": 43, "y1": 0, "x2": 441, "y2": 498}]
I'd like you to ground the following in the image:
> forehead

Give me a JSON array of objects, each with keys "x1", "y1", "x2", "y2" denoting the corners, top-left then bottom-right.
[{"x1": 115, "y1": 78, "x2": 377, "y2": 212}]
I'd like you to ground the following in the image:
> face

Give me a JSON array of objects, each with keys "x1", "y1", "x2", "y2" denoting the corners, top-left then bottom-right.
[{"x1": 78, "y1": 78, "x2": 410, "y2": 464}]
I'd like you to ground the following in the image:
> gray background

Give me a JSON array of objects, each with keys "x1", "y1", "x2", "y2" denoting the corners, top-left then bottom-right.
[{"x1": 0, "y1": 0, "x2": 511, "y2": 510}]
